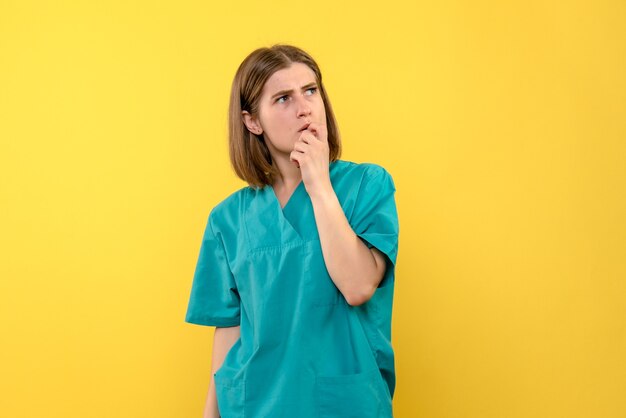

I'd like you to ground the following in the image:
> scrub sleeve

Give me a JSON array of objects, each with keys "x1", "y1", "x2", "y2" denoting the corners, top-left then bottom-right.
[
  {"x1": 185, "y1": 213, "x2": 241, "y2": 327},
  {"x1": 351, "y1": 166, "x2": 398, "y2": 289}
]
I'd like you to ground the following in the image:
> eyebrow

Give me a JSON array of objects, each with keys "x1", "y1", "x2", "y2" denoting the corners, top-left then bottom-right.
[{"x1": 270, "y1": 82, "x2": 318, "y2": 100}]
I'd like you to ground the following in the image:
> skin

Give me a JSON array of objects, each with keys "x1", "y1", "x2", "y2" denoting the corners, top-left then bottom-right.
[
  {"x1": 242, "y1": 62, "x2": 387, "y2": 305},
  {"x1": 204, "y1": 326, "x2": 240, "y2": 418}
]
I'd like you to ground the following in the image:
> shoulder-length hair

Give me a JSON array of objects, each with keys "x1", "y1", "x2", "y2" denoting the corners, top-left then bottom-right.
[{"x1": 228, "y1": 44, "x2": 342, "y2": 188}]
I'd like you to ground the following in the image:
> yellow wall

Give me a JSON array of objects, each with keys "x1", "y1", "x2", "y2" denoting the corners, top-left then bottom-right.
[{"x1": 1, "y1": 1, "x2": 624, "y2": 417}]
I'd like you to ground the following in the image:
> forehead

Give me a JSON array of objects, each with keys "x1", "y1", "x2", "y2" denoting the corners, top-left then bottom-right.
[{"x1": 262, "y1": 62, "x2": 317, "y2": 95}]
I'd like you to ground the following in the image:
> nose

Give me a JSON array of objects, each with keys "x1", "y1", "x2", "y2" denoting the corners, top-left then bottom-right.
[{"x1": 295, "y1": 95, "x2": 312, "y2": 118}]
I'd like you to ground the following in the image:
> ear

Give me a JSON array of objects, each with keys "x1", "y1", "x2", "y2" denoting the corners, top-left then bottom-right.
[{"x1": 242, "y1": 111, "x2": 263, "y2": 135}]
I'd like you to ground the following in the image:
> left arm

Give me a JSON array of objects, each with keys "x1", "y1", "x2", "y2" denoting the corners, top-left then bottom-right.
[
  {"x1": 290, "y1": 121, "x2": 386, "y2": 306},
  {"x1": 309, "y1": 184, "x2": 387, "y2": 306}
]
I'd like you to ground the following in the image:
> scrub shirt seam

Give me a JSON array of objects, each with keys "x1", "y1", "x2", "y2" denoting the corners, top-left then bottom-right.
[{"x1": 249, "y1": 238, "x2": 320, "y2": 254}]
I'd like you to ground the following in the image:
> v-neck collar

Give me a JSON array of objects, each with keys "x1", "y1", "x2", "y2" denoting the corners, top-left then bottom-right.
[
  {"x1": 264, "y1": 179, "x2": 306, "y2": 242},
  {"x1": 269, "y1": 179, "x2": 305, "y2": 211},
  {"x1": 267, "y1": 161, "x2": 339, "y2": 211},
  {"x1": 249, "y1": 161, "x2": 340, "y2": 246}
]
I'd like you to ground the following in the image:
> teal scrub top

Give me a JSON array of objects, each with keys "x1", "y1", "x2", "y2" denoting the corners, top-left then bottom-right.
[{"x1": 185, "y1": 160, "x2": 399, "y2": 418}]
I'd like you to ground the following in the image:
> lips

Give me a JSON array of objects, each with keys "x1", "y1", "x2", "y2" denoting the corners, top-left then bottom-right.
[{"x1": 298, "y1": 122, "x2": 311, "y2": 132}]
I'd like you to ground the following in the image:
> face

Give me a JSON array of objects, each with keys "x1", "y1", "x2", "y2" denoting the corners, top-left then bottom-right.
[{"x1": 243, "y1": 62, "x2": 327, "y2": 157}]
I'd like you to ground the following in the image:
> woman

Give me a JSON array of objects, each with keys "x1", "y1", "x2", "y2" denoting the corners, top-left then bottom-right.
[{"x1": 185, "y1": 44, "x2": 399, "y2": 418}]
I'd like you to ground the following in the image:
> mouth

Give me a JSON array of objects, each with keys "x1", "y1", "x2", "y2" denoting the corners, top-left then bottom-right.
[{"x1": 298, "y1": 122, "x2": 311, "y2": 132}]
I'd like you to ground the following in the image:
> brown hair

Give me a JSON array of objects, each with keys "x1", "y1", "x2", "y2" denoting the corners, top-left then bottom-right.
[{"x1": 228, "y1": 44, "x2": 341, "y2": 188}]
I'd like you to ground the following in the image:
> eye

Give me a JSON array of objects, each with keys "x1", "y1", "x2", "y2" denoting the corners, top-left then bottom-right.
[
  {"x1": 305, "y1": 87, "x2": 317, "y2": 95},
  {"x1": 276, "y1": 95, "x2": 289, "y2": 104}
]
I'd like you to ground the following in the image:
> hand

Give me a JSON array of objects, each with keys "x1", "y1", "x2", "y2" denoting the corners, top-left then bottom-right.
[{"x1": 290, "y1": 121, "x2": 331, "y2": 197}]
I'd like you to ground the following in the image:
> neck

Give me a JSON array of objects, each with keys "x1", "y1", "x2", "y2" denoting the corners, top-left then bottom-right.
[{"x1": 270, "y1": 153, "x2": 302, "y2": 189}]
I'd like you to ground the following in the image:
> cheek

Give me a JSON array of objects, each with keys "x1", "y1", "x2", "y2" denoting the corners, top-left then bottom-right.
[
  {"x1": 259, "y1": 111, "x2": 280, "y2": 131},
  {"x1": 317, "y1": 100, "x2": 327, "y2": 118},
  {"x1": 263, "y1": 114, "x2": 291, "y2": 141}
]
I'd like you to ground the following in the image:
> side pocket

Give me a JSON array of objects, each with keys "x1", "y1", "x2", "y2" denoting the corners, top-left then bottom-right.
[
  {"x1": 316, "y1": 367, "x2": 392, "y2": 418},
  {"x1": 214, "y1": 365, "x2": 245, "y2": 417}
]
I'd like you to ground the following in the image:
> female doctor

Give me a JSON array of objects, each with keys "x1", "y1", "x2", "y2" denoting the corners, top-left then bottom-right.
[{"x1": 185, "y1": 44, "x2": 399, "y2": 418}]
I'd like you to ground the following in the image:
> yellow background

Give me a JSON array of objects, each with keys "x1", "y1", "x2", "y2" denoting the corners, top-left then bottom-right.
[{"x1": 1, "y1": 0, "x2": 625, "y2": 417}]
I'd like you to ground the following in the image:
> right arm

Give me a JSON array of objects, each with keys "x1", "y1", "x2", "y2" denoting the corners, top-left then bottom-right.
[{"x1": 203, "y1": 325, "x2": 241, "y2": 418}]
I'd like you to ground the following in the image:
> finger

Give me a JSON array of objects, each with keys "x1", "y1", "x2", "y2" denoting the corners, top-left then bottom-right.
[
  {"x1": 290, "y1": 151, "x2": 301, "y2": 168},
  {"x1": 293, "y1": 141, "x2": 308, "y2": 152},
  {"x1": 306, "y1": 123, "x2": 320, "y2": 139},
  {"x1": 307, "y1": 122, "x2": 327, "y2": 142},
  {"x1": 299, "y1": 132, "x2": 316, "y2": 144},
  {"x1": 299, "y1": 129, "x2": 318, "y2": 141}
]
